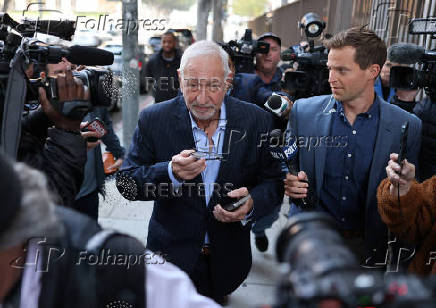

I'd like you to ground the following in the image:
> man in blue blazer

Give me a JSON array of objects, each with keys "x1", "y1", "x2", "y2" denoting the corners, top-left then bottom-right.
[
  {"x1": 116, "y1": 40, "x2": 283, "y2": 303},
  {"x1": 284, "y1": 27, "x2": 422, "y2": 269}
]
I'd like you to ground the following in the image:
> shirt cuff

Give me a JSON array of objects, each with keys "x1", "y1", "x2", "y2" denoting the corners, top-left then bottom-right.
[
  {"x1": 241, "y1": 205, "x2": 254, "y2": 226},
  {"x1": 168, "y1": 161, "x2": 184, "y2": 189}
]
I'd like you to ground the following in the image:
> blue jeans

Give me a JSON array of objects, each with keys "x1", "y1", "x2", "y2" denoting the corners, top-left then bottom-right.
[{"x1": 251, "y1": 204, "x2": 281, "y2": 236}]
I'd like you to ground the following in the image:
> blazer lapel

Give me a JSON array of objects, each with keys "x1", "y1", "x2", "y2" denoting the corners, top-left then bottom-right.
[
  {"x1": 365, "y1": 100, "x2": 393, "y2": 209},
  {"x1": 314, "y1": 96, "x2": 335, "y2": 196}
]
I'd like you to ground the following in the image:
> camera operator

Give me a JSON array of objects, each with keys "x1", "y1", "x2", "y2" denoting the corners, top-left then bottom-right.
[
  {"x1": 374, "y1": 47, "x2": 419, "y2": 113},
  {"x1": 233, "y1": 33, "x2": 292, "y2": 128},
  {"x1": 0, "y1": 153, "x2": 220, "y2": 308},
  {"x1": 17, "y1": 61, "x2": 89, "y2": 207},
  {"x1": 377, "y1": 153, "x2": 436, "y2": 275},
  {"x1": 284, "y1": 27, "x2": 422, "y2": 267}
]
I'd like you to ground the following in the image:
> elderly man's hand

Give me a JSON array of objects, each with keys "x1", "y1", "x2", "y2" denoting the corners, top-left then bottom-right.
[
  {"x1": 172, "y1": 149, "x2": 206, "y2": 180},
  {"x1": 386, "y1": 153, "x2": 415, "y2": 197},
  {"x1": 213, "y1": 187, "x2": 253, "y2": 223},
  {"x1": 38, "y1": 69, "x2": 89, "y2": 132}
]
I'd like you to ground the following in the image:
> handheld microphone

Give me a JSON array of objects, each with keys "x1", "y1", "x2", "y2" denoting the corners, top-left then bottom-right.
[
  {"x1": 388, "y1": 43, "x2": 436, "y2": 64},
  {"x1": 264, "y1": 93, "x2": 288, "y2": 117},
  {"x1": 268, "y1": 129, "x2": 314, "y2": 209}
]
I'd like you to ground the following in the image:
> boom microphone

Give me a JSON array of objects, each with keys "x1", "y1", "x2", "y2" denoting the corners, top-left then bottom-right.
[
  {"x1": 388, "y1": 43, "x2": 436, "y2": 64},
  {"x1": 66, "y1": 45, "x2": 114, "y2": 66},
  {"x1": 29, "y1": 45, "x2": 114, "y2": 66}
]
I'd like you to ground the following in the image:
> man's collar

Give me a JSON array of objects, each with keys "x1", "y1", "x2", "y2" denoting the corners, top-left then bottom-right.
[{"x1": 332, "y1": 95, "x2": 380, "y2": 117}]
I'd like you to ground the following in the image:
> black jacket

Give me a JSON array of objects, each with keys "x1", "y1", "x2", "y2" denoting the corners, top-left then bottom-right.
[
  {"x1": 145, "y1": 49, "x2": 181, "y2": 103},
  {"x1": 414, "y1": 97, "x2": 436, "y2": 181},
  {"x1": 18, "y1": 109, "x2": 87, "y2": 206}
]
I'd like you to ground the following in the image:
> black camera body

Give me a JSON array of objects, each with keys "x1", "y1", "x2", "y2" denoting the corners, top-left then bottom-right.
[
  {"x1": 280, "y1": 13, "x2": 331, "y2": 100},
  {"x1": 222, "y1": 29, "x2": 270, "y2": 74},
  {"x1": 389, "y1": 18, "x2": 436, "y2": 101},
  {"x1": 275, "y1": 212, "x2": 436, "y2": 308}
]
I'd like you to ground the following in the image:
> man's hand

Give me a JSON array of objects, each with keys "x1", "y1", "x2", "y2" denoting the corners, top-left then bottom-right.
[
  {"x1": 386, "y1": 153, "x2": 415, "y2": 197},
  {"x1": 396, "y1": 89, "x2": 418, "y2": 102},
  {"x1": 213, "y1": 187, "x2": 253, "y2": 222},
  {"x1": 106, "y1": 158, "x2": 123, "y2": 173},
  {"x1": 284, "y1": 171, "x2": 308, "y2": 198},
  {"x1": 171, "y1": 149, "x2": 206, "y2": 180},
  {"x1": 38, "y1": 69, "x2": 89, "y2": 132},
  {"x1": 80, "y1": 122, "x2": 100, "y2": 150}
]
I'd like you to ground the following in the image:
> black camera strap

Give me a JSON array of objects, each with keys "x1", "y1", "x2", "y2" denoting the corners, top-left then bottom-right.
[{"x1": 0, "y1": 55, "x2": 27, "y2": 158}]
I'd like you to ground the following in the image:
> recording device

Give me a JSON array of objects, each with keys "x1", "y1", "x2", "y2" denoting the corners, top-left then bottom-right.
[
  {"x1": 220, "y1": 194, "x2": 251, "y2": 212},
  {"x1": 397, "y1": 121, "x2": 409, "y2": 168},
  {"x1": 264, "y1": 93, "x2": 289, "y2": 117},
  {"x1": 280, "y1": 12, "x2": 331, "y2": 99},
  {"x1": 81, "y1": 117, "x2": 107, "y2": 143},
  {"x1": 274, "y1": 212, "x2": 436, "y2": 308},
  {"x1": 268, "y1": 129, "x2": 315, "y2": 210},
  {"x1": 388, "y1": 18, "x2": 436, "y2": 101},
  {"x1": 0, "y1": 13, "x2": 114, "y2": 157},
  {"x1": 220, "y1": 29, "x2": 269, "y2": 73}
]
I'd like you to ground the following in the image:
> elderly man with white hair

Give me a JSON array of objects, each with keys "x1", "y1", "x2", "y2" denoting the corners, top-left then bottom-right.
[{"x1": 117, "y1": 40, "x2": 283, "y2": 304}]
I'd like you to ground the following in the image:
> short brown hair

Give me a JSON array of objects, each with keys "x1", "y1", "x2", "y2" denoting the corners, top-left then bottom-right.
[{"x1": 323, "y1": 27, "x2": 386, "y2": 70}]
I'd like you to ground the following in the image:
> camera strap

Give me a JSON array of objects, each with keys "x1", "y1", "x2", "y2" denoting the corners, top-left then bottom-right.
[{"x1": 0, "y1": 60, "x2": 27, "y2": 158}]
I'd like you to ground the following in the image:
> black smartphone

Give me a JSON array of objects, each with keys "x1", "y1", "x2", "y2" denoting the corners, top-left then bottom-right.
[
  {"x1": 221, "y1": 195, "x2": 251, "y2": 212},
  {"x1": 397, "y1": 121, "x2": 409, "y2": 167},
  {"x1": 82, "y1": 117, "x2": 107, "y2": 142}
]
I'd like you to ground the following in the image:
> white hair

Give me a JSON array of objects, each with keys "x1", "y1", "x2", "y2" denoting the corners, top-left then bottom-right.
[
  {"x1": 0, "y1": 162, "x2": 63, "y2": 249},
  {"x1": 179, "y1": 40, "x2": 230, "y2": 80}
]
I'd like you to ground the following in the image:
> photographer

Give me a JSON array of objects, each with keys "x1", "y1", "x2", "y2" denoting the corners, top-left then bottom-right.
[
  {"x1": 377, "y1": 153, "x2": 436, "y2": 275},
  {"x1": 17, "y1": 62, "x2": 89, "y2": 207},
  {"x1": 0, "y1": 153, "x2": 220, "y2": 308}
]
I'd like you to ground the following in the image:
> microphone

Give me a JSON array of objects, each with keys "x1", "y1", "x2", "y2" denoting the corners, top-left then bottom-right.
[
  {"x1": 264, "y1": 93, "x2": 288, "y2": 116},
  {"x1": 388, "y1": 43, "x2": 436, "y2": 64},
  {"x1": 66, "y1": 45, "x2": 114, "y2": 66},
  {"x1": 268, "y1": 129, "x2": 314, "y2": 209},
  {"x1": 30, "y1": 45, "x2": 114, "y2": 66}
]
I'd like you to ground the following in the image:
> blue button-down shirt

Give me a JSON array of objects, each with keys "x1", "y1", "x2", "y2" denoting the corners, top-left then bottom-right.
[
  {"x1": 168, "y1": 102, "x2": 227, "y2": 244},
  {"x1": 319, "y1": 98, "x2": 380, "y2": 230}
]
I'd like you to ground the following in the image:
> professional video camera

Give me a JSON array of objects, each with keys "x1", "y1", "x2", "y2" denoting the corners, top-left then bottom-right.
[
  {"x1": 389, "y1": 18, "x2": 436, "y2": 102},
  {"x1": 274, "y1": 212, "x2": 436, "y2": 308},
  {"x1": 280, "y1": 12, "x2": 331, "y2": 99},
  {"x1": 221, "y1": 29, "x2": 270, "y2": 73},
  {"x1": 0, "y1": 13, "x2": 114, "y2": 157}
]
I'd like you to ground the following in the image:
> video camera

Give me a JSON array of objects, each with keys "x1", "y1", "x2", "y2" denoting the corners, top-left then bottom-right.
[
  {"x1": 0, "y1": 13, "x2": 115, "y2": 157},
  {"x1": 274, "y1": 212, "x2": 436, "y2": 308},
  {"x1": 221, "y1": 29, "x2": 269, "y2": 73},
  {"x1": 389, "y1": 18, "x2": 436, "y2": 102},
  {"x1": 280, "y1": 12, "x2": 331, "y2": 100}
]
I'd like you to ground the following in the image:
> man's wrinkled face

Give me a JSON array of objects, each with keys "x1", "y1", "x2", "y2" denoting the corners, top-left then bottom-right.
[
  {"x1": 179, "y1": 56, "x2": 227, "y2": 121},
  {"x1": 162, "y1": 34, "x2": 176, "y2": 53},
  {"x1": 327, "y1": 46, "x2": 378, "y2": 104},
  {"x1": 256, "y1": 38, "x2": 281, "y2": 74}
]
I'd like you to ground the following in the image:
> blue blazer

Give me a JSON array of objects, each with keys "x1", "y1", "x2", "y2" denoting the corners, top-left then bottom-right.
[
  {"x1": 117, "y1": 95, "x2": 284, "y2": 296},
  {"x1": 288, "y1": 94, "x2": 422, "y2": 263}
]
